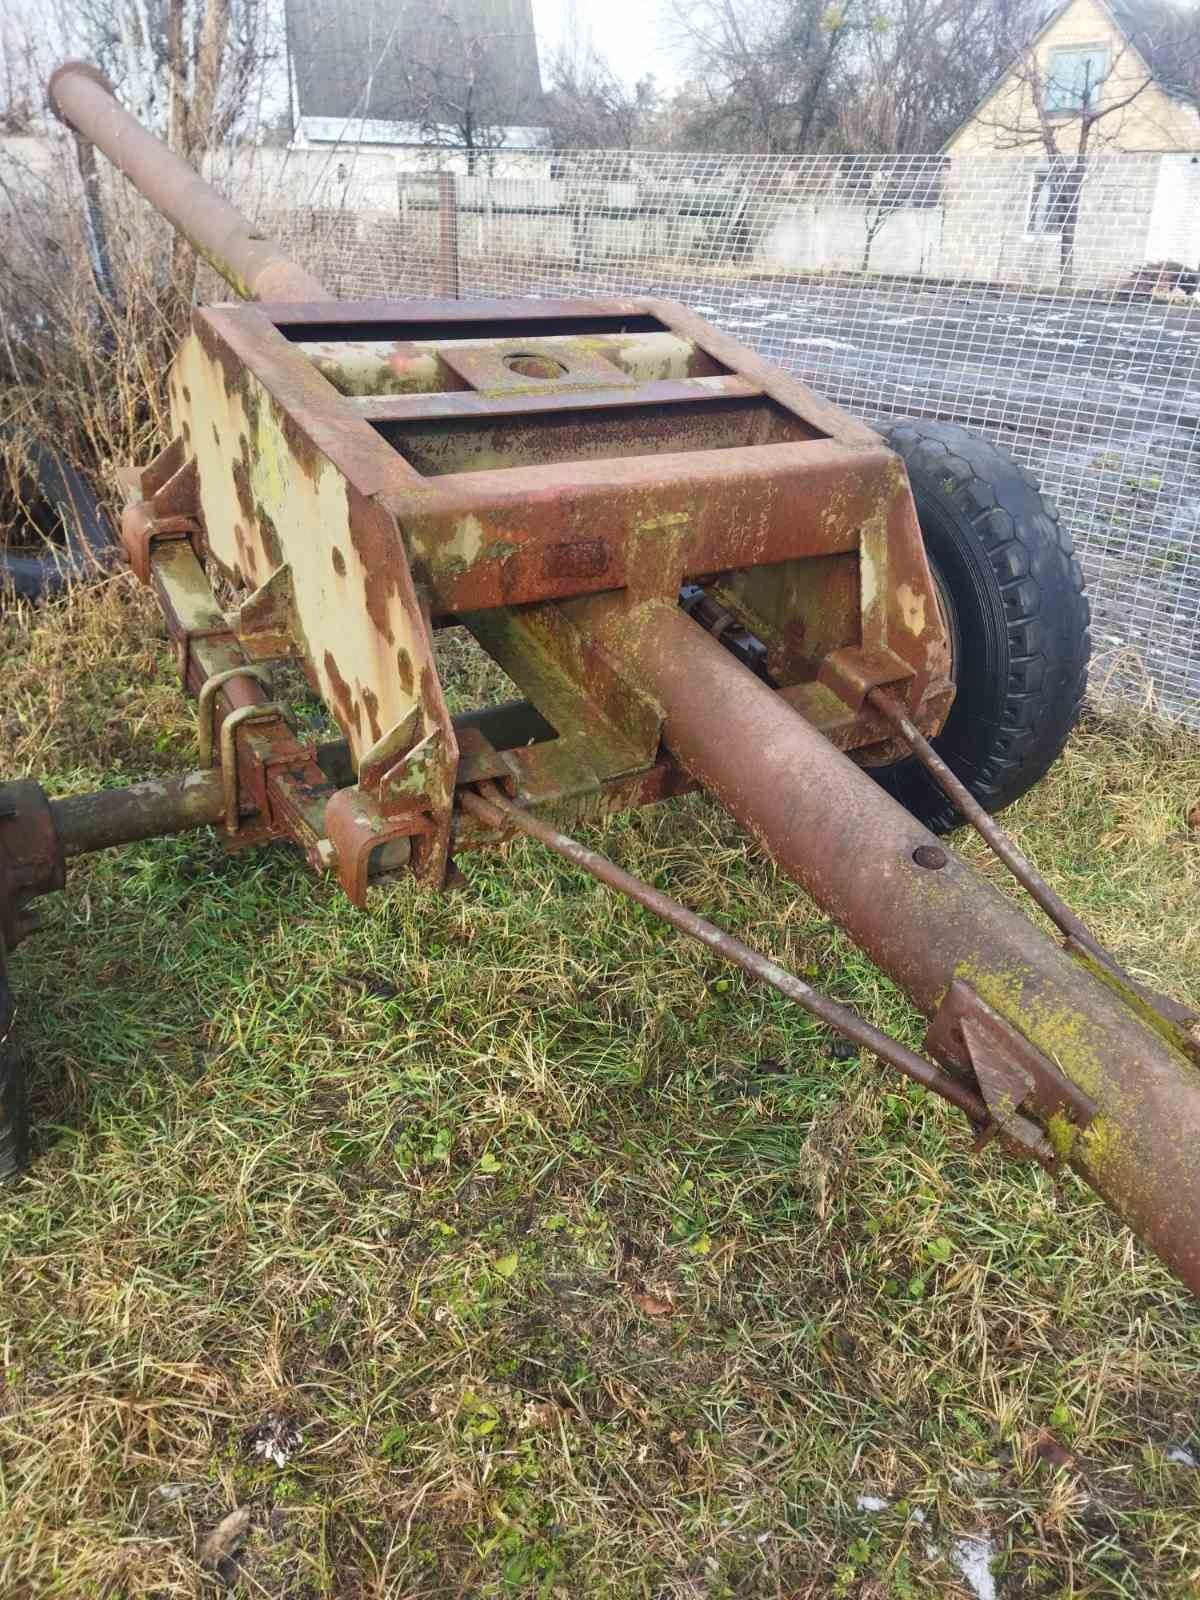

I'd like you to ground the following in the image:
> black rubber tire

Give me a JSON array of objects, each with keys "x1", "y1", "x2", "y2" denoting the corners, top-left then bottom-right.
[
  {"x1": 0, "y1": 427, "x2": 116, "y2": 603},
  {"x1": 873, "y1": 419, "x2": 1090, "y2": 833},
  {"x1": 0, "y1": 974, "x2": 28, "y2": 1181}
]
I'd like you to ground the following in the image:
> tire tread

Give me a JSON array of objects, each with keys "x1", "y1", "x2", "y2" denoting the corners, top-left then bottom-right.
[{"x1": 878, "y1": 420, "x2": 1090, "y2": 832}]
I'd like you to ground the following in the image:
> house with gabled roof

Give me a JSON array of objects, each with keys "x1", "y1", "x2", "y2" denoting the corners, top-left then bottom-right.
[{"x1": 945, "y1": 0, "x2": 1200, "y2": 155}]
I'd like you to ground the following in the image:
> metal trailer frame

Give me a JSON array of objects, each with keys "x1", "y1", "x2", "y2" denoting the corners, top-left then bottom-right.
[{"x1": 1, "y1": 62, "x2": 1197, "y2": 1300}]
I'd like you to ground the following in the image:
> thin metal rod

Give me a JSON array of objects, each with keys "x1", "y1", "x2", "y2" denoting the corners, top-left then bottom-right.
[
  {"x1": 866, "y1": 687, "x2": 1111, "y2": 962},
  {"x1": 460, "y1": 784, "x2": 988, "y2": 1123}
]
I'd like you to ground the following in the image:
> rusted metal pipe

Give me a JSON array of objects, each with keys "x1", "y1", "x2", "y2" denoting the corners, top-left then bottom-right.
[
  {"x1": 579, "y1": 599, "x2": 1200, "y2": 1295},
  {"x1": 50, "y1": 769, "x2": 228, "y2": 856},
  {"x1": 460, "y1": 784, "x2": 991, "y2": 1125},
  {"x1": 867, "y1": 686, "x2": 1200, "y2": 1039},
  {"x1": 47, "y1": 61, "x2": 329, "y2": 303},
  {"x1": 867, "y1": 688, "x2": 1108, "y2": 956}
]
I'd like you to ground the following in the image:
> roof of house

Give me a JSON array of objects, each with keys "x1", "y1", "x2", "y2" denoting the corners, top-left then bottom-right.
[
  {"x1": 942, "y1": 0, "x2": 1200, "y2": 150},
  {"x1": 1105, "y1": 0, "x2": 1199, "y2": 107},
  {"x1": 284, "y1": 0, "x2": 544, "y2": 128}
]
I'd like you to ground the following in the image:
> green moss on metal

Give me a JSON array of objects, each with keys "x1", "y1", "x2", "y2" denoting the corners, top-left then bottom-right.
[
  {"x1": 1046, "y1": 1111, "x2": 1079, "y2": 1162},
  {"x1": 953, "y1": 957, "x2": 1106, "y2": 1100},
  {"x1": 1081, "y1": 1115, "x2": 1122, "y2": 1172},
  {"x1": 1066, "y1": 944, "x2": 1200, "y2": 1073}
]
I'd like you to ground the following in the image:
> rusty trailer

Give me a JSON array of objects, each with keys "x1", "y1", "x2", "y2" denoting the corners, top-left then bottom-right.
[{"x1": 1, "y1": 62, "x2": 1198, "y2": 1299}]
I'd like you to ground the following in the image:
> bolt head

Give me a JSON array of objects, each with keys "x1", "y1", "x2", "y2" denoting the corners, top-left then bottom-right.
[{"x1": 912, "y1": 844, "x2": 948, "y2": 870}]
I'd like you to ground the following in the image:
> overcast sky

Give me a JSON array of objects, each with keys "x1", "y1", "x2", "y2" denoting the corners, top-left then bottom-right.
[{"x1": 529, "y1": 0, "x2": 684, "y2": 90}]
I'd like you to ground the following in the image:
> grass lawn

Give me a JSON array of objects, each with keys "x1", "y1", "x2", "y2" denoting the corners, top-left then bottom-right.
[{"x1": 1, "y1": 577, "x2": 1198, "y2": 1599}]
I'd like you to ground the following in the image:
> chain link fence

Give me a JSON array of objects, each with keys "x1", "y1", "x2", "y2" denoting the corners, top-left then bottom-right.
[
  {"x1": 7, "y1": 131, "x2": 1195, "y2": 725},
  {"x1": 227, "y1": 144, "x2": 1197, "y2": 728}
]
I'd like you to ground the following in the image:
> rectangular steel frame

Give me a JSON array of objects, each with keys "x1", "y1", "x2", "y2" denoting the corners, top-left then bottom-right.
[{"x1": 119, "y1": 294, "x2": 954, "y2": 901}]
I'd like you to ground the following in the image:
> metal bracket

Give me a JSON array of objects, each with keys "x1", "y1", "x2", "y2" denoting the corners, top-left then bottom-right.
[
  {"x1": 818, "y1": 646, "x2": 916, "y2": 713},
  {"x1": 118, "y1": 450, "x2": 204, "y2": 583},
  {"x1": 322, "y1": 785, "x2": 425, "y2": 908},
  {"x1": 926, "y1": 979, "x2": 1099, "y2": 1167},
  {"x1": 197, "y1": 666, "x2": 276, "y2": 767},
  {"x1": 218, "y1": 704, "x2": 295, "y2": 835},
  {"x1": 229, "y1": 564, "x2": 298, "y2": 661}
]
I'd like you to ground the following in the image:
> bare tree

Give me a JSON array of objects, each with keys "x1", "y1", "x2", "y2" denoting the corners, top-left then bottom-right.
[
  {"x1": 400, "y1": 8, "x2": 544, "y2": 171},
  {"x1": 834, "y1": 0, "x2": 1041, "y2": 152},
  {"x1": 543, "y1": 36, "x2": 659, "y2": 150},
  {"x1": 39, "y1": 0, "x2": 276, "y2": 149},
  {"x1": 977, "y1": 20, "x2": 1199, "y2": 282},
  {"x1": 666, "y1": 0, "x2": 866, "y2": 153}
]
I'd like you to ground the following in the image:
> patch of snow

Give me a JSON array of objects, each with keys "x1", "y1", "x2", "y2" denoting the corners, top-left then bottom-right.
[
  {"x1": 856, "y1": 1494, "x2": 890, "y2": 1512},
  {"x1": 951, "y1": 1535, "x2": 997, "y2": 1600},
  {"x1": 789, "y1": 336, "x2": 857, "y2": 351},
  {"x1": 247, "y1": 1415, "x2": 303, "y2": 1469},
  {"x1": 1166, "y1": 1444, "x2": 1198, "y2": 1466}
]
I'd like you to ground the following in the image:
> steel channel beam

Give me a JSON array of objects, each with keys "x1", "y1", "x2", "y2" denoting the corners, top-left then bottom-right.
[
  {"x1": 402, "y1": 441, "x2": 910, "y2": 616},
  {"x1": 297, "y1": 331, "x2": 714, "y2": 397},
  {"x1": 47, "y1": 62, "x2": 328, "y2": 303},
  {"x1": 582, "y1": 599, "x2": 1200, "y2": 1295},
  {"x1": 349, "y1": 375, "x2": 762, "y2": 423}
]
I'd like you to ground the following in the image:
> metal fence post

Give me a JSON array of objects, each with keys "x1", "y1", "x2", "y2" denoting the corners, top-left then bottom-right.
[{"x1": 438, "y1": 170, "x2": 459, "y2": 299}]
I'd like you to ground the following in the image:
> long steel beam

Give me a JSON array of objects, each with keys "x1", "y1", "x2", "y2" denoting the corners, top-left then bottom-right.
[
  {"x1": 47, "y1": 62, "x2": 328, "y2": 303},
  {"x1": 577, "y1": 599, "x2": 1200, "y2": 1295}
]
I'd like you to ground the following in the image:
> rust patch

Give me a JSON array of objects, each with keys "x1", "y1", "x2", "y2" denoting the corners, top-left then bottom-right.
[
  {"x1": 323, "y1": 649, "x2": 362, "y2": 737},
  {"x1": 543, "y1": 538, "x2": 609, "y2": 583},
  {"x1": 257, "y1": 509, "x2": 284, "y2": 570},
  {"x1": 273, "y1": 394, "x2": 323, "y2": 484},
  {"x1": 195, "y1": 313, "x2": 249, "y2": 399},
  {"x1": 232, "y1": 457, "x2": 254, "y2": 524},
  {"x1": 396, "y1": 647, "x2": 414, "y2": 695},
  {"x1": 346, "y1": 488, "x2": 402, "y2": 647},
  {"x1": 362, "y1": 685, "x2": 383, "y2": 745}
]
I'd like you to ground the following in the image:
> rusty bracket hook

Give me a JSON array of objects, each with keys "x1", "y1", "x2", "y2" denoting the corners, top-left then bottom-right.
[
  {"x1": 217, "y1": 703, "x2": 295, "y2": 835},
  {"x1": 195, "y1": 666, "x2": 274, "y2": 767}
]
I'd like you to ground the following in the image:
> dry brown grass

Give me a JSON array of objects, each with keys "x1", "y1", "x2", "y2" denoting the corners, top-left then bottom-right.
[{"x1": 0, "y1": 577, "x2": 1197, "y2": 1598}]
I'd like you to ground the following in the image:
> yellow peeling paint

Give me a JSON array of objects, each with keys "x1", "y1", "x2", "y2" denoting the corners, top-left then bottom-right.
[
  {"x1": 170, "y1": 330, "x2": 430, "y2": 767},
  {"x1": 897, "y1": 581, "x2": 927, "y2": 636},
  {"x1": 447, "y1": 513, "x2": 486, "y2": 569}
]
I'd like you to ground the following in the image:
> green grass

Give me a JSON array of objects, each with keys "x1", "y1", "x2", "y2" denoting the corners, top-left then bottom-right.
[{"x1": 1, "y1": 578, "x2": 1199, "y2": 1598}]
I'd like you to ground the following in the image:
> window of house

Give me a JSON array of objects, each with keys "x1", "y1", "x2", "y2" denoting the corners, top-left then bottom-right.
[
  {"x1": 1044, "y1": 45, "x2": 1111, "y2": 112},
  {"x1": 1027, "y1": 167, "x2": 1070, "y2": 234}
]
